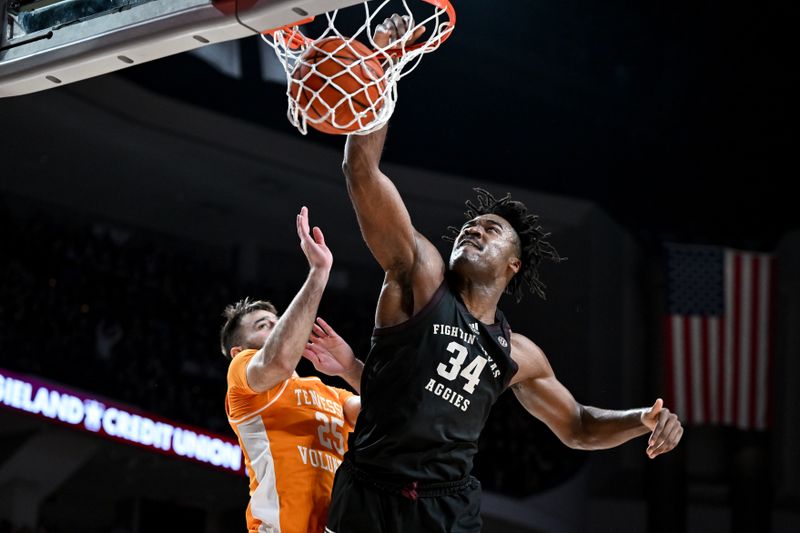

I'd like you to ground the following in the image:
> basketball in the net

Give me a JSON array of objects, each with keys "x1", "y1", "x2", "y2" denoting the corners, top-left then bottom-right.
[{"x1": 289, "y1": 37, "x2": 386, "y2": 134}]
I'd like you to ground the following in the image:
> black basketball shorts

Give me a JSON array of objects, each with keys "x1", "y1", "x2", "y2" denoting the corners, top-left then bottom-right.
[{"x1": 325, "y1": 459, "x2": 482, "y2": 533}]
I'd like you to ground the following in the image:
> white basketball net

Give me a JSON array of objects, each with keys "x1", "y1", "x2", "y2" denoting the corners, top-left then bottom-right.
[{"x1": 261, "y1": 0, "x2": 455, "y2": 135}]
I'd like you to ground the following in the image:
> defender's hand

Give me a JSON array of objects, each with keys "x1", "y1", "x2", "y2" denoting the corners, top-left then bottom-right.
[
  {"x1": 303, "y1": 317, "x2": 357, "y2": 377},
  {"x1": 297, "y1": 206, "x2": 333, "y2": 273}
]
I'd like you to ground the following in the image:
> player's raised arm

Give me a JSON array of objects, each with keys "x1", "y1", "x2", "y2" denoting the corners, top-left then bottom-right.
[
  {"x1": 342, "y1": 125, "x2": 420, "y2": 273},
  {"x1": 245, "y1": 207, "x2": 332, "y2": 392},
  {"x1": 342, "y1": 14, "x2": 429, "y2": 274},
  {"x1": 341, "y1": 15, "x2": 443, "y2": 324}
]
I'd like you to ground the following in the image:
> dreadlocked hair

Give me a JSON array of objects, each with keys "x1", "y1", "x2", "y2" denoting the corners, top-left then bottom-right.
[{"x1": 443, "y1": 188, "x2": 563, "y2": 302}]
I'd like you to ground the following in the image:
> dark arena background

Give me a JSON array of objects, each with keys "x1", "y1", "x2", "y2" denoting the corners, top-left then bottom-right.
[{"x1": 1, "y1": 1, "x2": 798, "y2": 532}]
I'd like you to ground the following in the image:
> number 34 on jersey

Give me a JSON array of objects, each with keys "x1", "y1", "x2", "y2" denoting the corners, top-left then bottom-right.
[{"x1": 424, "y1": 340, "x2": 499, "y2": 412}]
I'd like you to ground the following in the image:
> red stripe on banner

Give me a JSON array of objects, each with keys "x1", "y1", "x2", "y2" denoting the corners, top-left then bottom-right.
[
  {"x1": 716, "y1": 315, "x2": 725, "y2": 424},
  {"x1": 731, "y1": 254, "x2": 742, "y2": 426},
  {"x1": 664, "y1": 315, "x2": 675, "y2": 411},
  {"x1": 701, "y1": 318, "x2": 711, "y2": 423},
  {"x1": 748, "y1": 257, "x2": 761, "y2": 429},
  {"x1": 767, "y1": 258, "x2": 776, "y2": 429},
  {"x1": 682, "y1": 315, "x2": 693, "y2": 423}
]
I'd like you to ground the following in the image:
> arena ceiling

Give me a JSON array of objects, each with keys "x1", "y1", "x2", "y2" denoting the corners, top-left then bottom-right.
[
  {"x1": 1, "y1": 0, "x2": 795, "y2": 251},
  {"x1": 113, "y1": 0, "x2": 797, "y2": 251}
]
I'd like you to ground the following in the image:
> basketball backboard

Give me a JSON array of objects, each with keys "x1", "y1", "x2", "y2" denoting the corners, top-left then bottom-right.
[{"x1": 0, "y1": 0, "x2": 360, "y2": 98}]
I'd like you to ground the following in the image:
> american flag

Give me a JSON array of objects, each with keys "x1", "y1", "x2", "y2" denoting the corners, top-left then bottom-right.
[{"x1": 664, "y1": 244, "x2": 774, "y2": 431}]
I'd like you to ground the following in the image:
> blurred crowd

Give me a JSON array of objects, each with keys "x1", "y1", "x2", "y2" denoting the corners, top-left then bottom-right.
[
  {"x1": 1, "y1": 202, "x2": 239, "y2": 433},
  {"x1": 0, "y1": 197, "x2": 582, "y2": 499},
  {"x1": 0, "y1": 520, "x2": 49, "y2": 533}
]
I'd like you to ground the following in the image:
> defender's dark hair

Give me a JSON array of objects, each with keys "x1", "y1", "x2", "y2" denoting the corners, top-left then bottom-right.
[
  {"x1": 444, "y1": 188, "x2": 563, "y2": 302},
  {"x1": 219, "y1": 298, "x2": 278, "y2": 358}
]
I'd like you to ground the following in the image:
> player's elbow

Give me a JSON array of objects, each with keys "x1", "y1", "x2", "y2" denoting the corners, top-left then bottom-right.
[
  {"x1": 246, "y1": 356, "x2": 294, "y2": 394},
  {"x1": 261, "y1": 349, "x2": 296, "y2": 379},
  {"x1": 342, "y1": 150, "x2": 378, "y2": 183},
  {"x1": 271, "y1": 355, "x2": 297, "y2": 380},
  {"x1": 343, "y1": 163, "x2": 377, "y2": 206},
  {"x1": 559, "y1": 407, "x2": 595, "y2": 450},
  {"x1": 341, "y1": 155, "x2": 361, "y2": 180},
  {"x1": 558, "y1": 428, "x2": 589, "y2": 450},
  {"x1": 342, "y1": 160, "x2": 367, "y2": 188},
  {"x1": 562, "y1": 431, "x2": 596, "y2": 451},
  {"x1": 342, "y1": 159, "x2": 362, "y2": 193}
]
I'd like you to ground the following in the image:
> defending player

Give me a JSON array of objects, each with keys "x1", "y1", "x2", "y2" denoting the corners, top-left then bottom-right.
[{"x1": 222, "y1": 207, "x2": 363, "y2": 533}]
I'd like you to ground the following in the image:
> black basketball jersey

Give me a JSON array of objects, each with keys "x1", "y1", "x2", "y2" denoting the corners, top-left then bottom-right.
[{"x1": 348, "y1": 277, "x2": 518, "y2": 483}]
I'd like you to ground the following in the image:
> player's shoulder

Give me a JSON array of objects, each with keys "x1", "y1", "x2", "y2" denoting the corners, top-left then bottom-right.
[
  {"x1": 509, "y1": 332, "x2": 549, "y2": 380},
  {"x1": 510, "y1": 332, "x2": 543, "y2": 356},
  {"x1": 226, "y1": 348, "x2": 262, "y2": 395},
  {"x1": 227, "y1": 347, "x2": 254, "y2": 372}
]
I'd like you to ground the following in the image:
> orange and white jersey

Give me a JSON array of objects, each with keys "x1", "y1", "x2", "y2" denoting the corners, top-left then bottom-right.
[{"x1": 226, "y1": 349, "x2": 354, "y2": 533}]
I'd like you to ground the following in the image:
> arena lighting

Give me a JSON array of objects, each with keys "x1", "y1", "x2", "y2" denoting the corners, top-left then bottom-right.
[{"x1": 0, "y1": 367, "x2": 243, "y2": 475}]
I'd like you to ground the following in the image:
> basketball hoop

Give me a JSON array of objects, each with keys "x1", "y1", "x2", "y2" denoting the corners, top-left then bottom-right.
[{"x1": 261, "y1": 0, "x2": 456, "y2": 135}]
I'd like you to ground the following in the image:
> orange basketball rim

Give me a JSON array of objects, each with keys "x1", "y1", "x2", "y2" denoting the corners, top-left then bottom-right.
[{"x1": 261, "y1": 0, "x2": 457, "y2": 136}]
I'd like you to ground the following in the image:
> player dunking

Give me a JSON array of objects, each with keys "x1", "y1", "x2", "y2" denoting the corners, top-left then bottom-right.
[
  {"x1": 324, "y1": 16, "x2": 684, "y2": 533},
  {"x1": 222, "y1": 207, "x2": 363, "y2": 533}
]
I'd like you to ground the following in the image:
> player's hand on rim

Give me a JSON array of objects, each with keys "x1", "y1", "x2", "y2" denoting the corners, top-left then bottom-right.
[{"x1": 373, "y1": 14, "x2": 426, "y2": 49}]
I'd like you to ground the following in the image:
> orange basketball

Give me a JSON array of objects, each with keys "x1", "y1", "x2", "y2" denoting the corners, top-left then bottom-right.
[{"x1": 290, "y1": 37, "x2": 386, "y2": 134}]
